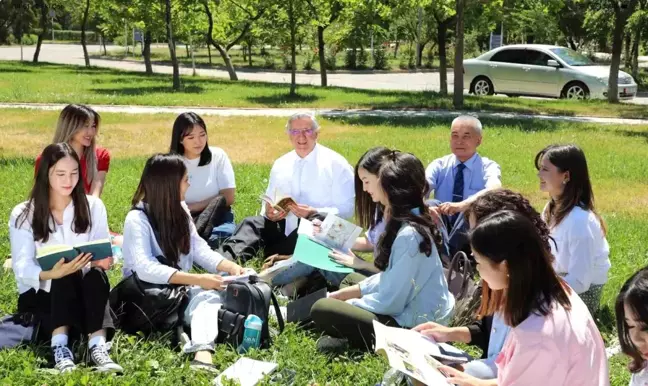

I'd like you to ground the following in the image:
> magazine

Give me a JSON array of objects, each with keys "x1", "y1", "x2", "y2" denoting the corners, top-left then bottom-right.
[
  {"x1": 311, "y1": 214, "x2": 363, "y2": 252},
  {"x1": 373, "y1": 321, "x2": 471, "y2": 385}
]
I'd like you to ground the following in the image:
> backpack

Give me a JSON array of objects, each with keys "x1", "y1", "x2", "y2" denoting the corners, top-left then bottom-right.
[
  {"x1": 215, "y1": 275, "x2": 284, "y2": 348},
  {"x1": 0, "y1": 313, "x2": 41, "y2": 349}
]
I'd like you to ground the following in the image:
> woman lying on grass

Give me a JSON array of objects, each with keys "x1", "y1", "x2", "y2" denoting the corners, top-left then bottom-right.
[
  {"x1": 10, "y1": 143, "x2": 121, "y2": 374},
  {"x1": 309, "y1": 151, "x2": 454, "y2": 353}
]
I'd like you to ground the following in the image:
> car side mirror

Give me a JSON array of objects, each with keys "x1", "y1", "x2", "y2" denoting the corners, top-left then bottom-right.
[{"x1": 547, "y1": 60, "x2": 560, "y2": 68}]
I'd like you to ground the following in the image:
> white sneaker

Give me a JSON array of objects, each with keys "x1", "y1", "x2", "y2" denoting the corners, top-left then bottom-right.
[
  {"x1": 89, "y1": 343, "x2": 123, "y2": 373},
  {"x1": 52, "y1": 345, "x2": 76, "y2": 373}
]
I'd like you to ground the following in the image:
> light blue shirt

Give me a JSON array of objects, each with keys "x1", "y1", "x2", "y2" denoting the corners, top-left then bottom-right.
[
  {"x1": 425, "y1": 153, "x2": 501, "y2": 203},
  {"x1": 347, "y1": 219, "x2": 455, "y2": 327}
]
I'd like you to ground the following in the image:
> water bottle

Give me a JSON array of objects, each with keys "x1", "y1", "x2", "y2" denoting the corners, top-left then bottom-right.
[{"x1": 237, "y1": 314, "x2": 263, "y2": 354}]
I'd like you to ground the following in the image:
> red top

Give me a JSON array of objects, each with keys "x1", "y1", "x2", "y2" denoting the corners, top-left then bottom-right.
[{"x1": 35, "y1": 147, "x2": 111, "y2": 193}]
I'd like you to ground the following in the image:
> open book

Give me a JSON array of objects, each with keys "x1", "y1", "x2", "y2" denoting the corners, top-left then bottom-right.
[
  {"x1": 259, "y1": 190, "x2": 296, "y2": 212},
  {"x1": 373, "y1": 321, "x2": 471, "y2": 385},
  {"x1": 213, "y1": 357, "x2": 277, "y2": 386},
  {"x1": 311, "y1": 213, "x2": 362, "y2": 252},
  {"x1": 36, "y1": 239, "x2": 112, "y2": 271}
]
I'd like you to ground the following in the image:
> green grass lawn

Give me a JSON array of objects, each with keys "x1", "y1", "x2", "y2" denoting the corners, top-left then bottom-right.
[
  {"x1": 1, "y1": 61, "x2": 647, "y2": 119},
  {"x1": 1, "y1": 111, "x2": 647, "y2": 385}
]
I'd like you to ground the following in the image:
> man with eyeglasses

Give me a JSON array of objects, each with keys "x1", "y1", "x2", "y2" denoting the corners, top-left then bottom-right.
[{"x1": 218, "y1": 113, "x2": 355, "y2": 264}]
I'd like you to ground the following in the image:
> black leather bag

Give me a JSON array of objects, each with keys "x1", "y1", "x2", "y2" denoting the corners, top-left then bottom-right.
[
  {"x1": 444, "y1": 251, "x2": 481, "y2": 326},
  {"x1": 109, "y1": 266, "x2": 188, "y2": 335},
  {"x1": 216, "y1": 276, "x2": 284, "y2": 348}
]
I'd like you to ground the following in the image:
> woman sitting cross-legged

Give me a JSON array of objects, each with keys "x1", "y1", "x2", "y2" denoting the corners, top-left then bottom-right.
[
  {"x1": 310, "y1": 151, "x2": 455, "y2": 353},
  {"x1": 266, "y1": 146, "x2": 391, "y2": 295},
  {"x1": 169, "y1": 112, "x2": 237, "y2": 249},
  {"x1": 121, "y1": 153, "x2": 246, "y2": 372},
  {"x1": 9, "y1": 143, "x2": 121, "y2": 374},
  {"x1": 439, "y1": 210, "x2": 609, "y2": 386}
]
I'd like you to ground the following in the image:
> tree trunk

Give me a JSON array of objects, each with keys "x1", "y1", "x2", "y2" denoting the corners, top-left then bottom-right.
[
  {"x1": 631, "y1": 29, "x2": 641, "y2": 80},
  {"x1": 143, "y1": 30, "x2": 153, "y2": 75},
  {"x1": 453, "y1": 0, "x2": 465, "y2": 108},
  {"x1": 416, "y1": 42, "x2": 426, "y2": 68},
  {"x1": 242, "y1": 46, "x2": 247, "y2": 61},
  {"x1": 394, "y1": 41, "x2": 399, "y2": 58},
  {"x1": 33, "y1": 0, "x2": 47, "y2": 63},
  {"x1": 624, "y1": 32, "x2": 632, "y2": 69},
  {"x1": 608, "y1": 1, "x2": 638, "y2": 103},
  {"x1": 81, "y1": 0, "x2": 91, "y2": 67},
  {"x1": 101, "y1": 31, "x2": 107, "y2": 55},
  {"x1": 207, "y1": 40, "x2": 212, "y2": 64},
  {"x1": 248, "y1": 44, "x2": 252, "y2": 66},
  {"x1": 568, "y1": 37, "x2": 577, "y2": 51},
  {"x1": 165, "y1": 0, "x2": 181, "y2": 90},
  {"x1": 437, "y1": 22, "x2": 448, "y2": 96},
  {"x1": 289, "y1": 0, "x2": 297, "y2": 96},
  {"x1": 203, "y1": 1, "x2": 238, "y2": 80},
  {"x1": 317, "y1": 25, "x2": 327, "y2": 87},
  {"x1": 212, "y1": 42, "x2": 238, "y2": 80}
]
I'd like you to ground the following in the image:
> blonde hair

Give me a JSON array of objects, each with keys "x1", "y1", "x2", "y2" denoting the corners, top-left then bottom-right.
[{"x1": 53, "y1": 104, "x2": 100, "y2": 183}]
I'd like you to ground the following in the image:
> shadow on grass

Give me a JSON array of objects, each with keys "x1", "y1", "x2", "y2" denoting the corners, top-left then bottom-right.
[
  {"x1": 620, "y1": 129, "x2": 648, "y2": 143},
  {"x1": 324, "y1": 114, "x2": 565, "y2": 132},
  {"x1": 246, "y1": 93, "x2": 321, "y2": 105},
  {"x1": 0, "y1": 156, "x2": 35, "y2": 166},
  {"x1": 597, "y1": 305, "x2": 616, "y2": 335},
  {"x1": 91, "y1": 85, "x2": 205, "y2": 95}
]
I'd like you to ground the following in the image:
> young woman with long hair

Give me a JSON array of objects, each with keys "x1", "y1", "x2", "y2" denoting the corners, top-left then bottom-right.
[
  {"x1": 310, "y1": 151, "x2": 454, "y2": 352},
  {"x1": 535, "y1": 144, "x2": 610, "y2": 315},
  {"x1": 414, "y1": 188, "x2": 552, "y2": 380},
  {"x1": 35, "y1": 104, "x2": 109, "y2": 197},
  {"x1": 121, "y1": 153, "x2": 245, "y2": 372},
  {"x1": 169, "y1": 112, "x2": 236, "y2": 247},
  {"x1": 10, "y1": 143, "x2": 121, "y2": 374},
  {"x1": 616, "y1": 267, "x2": 648, "y2": 385},
  {"x1": 439, "y1": 211, "x2": 608, "y2": 386}
]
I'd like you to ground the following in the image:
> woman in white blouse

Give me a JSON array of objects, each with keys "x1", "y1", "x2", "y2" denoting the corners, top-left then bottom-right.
[
  {"x1": 535, "y1": 144, "x2": 611, "y2": 315},
  {"x1": 169, "y1": 112, "x2": 236, "y2": 248},
  {"x1": 9, "y1": 143, "x2": 122, "y2": 374},
  {"x1": 121, "y1": 153, "x2": 245, "y2": 372}
]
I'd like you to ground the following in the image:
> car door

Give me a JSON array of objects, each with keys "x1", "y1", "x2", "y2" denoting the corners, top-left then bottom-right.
[
  {"x1": 521, "y1": 50, "x2": 561, "y2": 96},
  {"x1": 487, "y1": 49, "x2": 527, "y2": 93}
]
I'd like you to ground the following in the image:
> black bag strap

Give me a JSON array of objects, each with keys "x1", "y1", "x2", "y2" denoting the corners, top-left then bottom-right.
[
  {"x1": 446, "y1": 251, "x2": 472, "y2": 300},
  {"x1": 249, "y1": 277, "x2": 284, "y2": 335}
]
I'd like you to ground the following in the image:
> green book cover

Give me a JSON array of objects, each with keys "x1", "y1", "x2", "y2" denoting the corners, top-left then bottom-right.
[{"x1": 36, "y1": 239, "x2": 112, "y2": 271}]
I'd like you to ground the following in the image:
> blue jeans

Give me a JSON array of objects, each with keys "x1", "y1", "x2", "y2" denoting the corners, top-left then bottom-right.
[
  {"x1": 271, "y1": 261, "x2": 349, "y2": 288},
  {"x1": 207, "y1": 211, "x2": 236, "y2": 250}
]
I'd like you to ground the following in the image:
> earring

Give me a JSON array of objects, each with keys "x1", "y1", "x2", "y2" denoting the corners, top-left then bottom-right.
[{"x1": 562, "y1": 180, "x2": 568, "y2": 185}]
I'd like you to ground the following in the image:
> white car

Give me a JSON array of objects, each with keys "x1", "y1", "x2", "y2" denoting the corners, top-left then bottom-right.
[{"x1": 463, "y1": 44, "x2": 637, "y2": 100}]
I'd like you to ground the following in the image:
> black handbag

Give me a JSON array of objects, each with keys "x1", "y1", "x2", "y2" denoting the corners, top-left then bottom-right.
[
  {"x1": 444, "y1": 251, "x2": 481, "y2": 326},
  {"x1": 215, "y1": 276, "x2": 284, "y2": 348},
  {"x1": 109, "y1": 265, "x2": 188, "y2": 335}
]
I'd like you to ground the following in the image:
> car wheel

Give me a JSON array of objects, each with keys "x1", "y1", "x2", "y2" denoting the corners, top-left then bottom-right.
[
  {"x1": 561, "y1": 82, "x2": 590, "y2": 100},
  {"x1": 471, "y1": 77, "x2": 494, "y2": 96}
]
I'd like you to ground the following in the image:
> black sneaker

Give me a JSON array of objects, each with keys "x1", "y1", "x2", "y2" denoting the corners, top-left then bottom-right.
[
  {"x1": 316, "y1": 335, "x2": 349, "y2": 354},
  {"x1": 189, "y1": 360, "x2": 220, "y2": 374},
  {"x1": 89, "y1": 343, "x2": 124, "y2": 373},
  {"x1": 52, "y1": 345, "x2": 76, "y2": 373}
]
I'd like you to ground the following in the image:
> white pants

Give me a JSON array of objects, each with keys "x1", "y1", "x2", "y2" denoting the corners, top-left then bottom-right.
[{"x1": 182, "y1": 286, "x2": 222, "y2": 353}]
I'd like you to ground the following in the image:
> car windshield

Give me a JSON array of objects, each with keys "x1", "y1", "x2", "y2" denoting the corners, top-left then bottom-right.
[{"x1": 549, "y1": 48, "x2": 594, "y2": 66}]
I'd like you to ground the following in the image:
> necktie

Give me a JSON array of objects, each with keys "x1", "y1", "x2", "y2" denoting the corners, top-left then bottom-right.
[{"x1": 452, "y1": 163, "x2": 466, "y2": 203}]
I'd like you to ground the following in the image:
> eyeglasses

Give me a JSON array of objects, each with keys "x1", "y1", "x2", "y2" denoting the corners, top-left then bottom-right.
[{"x1": 287, "y1": 128, "x2": 316, "y2": 136}]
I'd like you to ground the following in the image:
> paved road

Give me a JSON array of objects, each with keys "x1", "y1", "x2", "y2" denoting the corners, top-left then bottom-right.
[
  {"x1": 0, "y1": 44, "x2": 646, "y2": 104},
  {"x1": 2, "y1": 102, "x2": 648, "y2": 125}
]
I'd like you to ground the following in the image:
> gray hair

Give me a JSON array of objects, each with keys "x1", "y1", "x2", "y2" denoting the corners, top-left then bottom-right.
[
  {"x1": 285, "y1": 112, "x2": 320, "y2": 132},
  {"x1": 451, "y1": 115, "x2": 483, "y2": 136}
]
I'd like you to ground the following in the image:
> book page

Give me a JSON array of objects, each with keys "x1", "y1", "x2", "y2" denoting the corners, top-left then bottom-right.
[
  {"x1": 314, "y1": 214, "x2": 362, "y2": 251},
  {"x1": 374, "y1": 321, "x2": 454, "y2": 386},
  {"x1": 213, "y1": 357, "x2": 277, "y2": 386}
]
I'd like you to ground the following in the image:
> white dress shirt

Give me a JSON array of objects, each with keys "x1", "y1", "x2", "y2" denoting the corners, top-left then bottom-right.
[
  {"x1": 8, "y1": 196, "x2": 110, "y2": 294},
  {"x1": 121, "y1": 201, "x2": 225, "y2": 284},
  {"x1": 261, "y1": 143, "x2": 355, "y2": 235},
  {"x1": 545, "y1": 205, "x2": 611, "y2": 293}
]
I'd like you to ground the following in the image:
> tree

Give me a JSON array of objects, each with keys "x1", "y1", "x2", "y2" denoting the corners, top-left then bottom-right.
[
  {"x1": 453, "y1": 0, "x2": 465, "y2": 108},
  {"x1": 33, "y1": 0, "x2": 48, "y2": 63},
  {"x1": 305, "y1": 0, "x2": 342, "y2": 86},
  {"x1": 165, "y1": 0, "x2": 181, "y2": 90},
  {"x1": 202, "y1": 0, "x2": 266, "y2": 81},
  {"x1": 429, "y1": 1, "x2": 455, "y2": 96},
  {"x1": 286, "y1": 0, "x2": 301, "y2": 96},
  {"x1": 608, "y1": 0, "x2": 639, "y2": 102},
  {"x1": 9, "y1": 0, "x2": 37, "y2": 59},
  {"x1": 627, "y1": 0, "x2": 648, "y2": 79},
  {"x1": 80, "y1": 0, "x2": 91, "y2": 66}
]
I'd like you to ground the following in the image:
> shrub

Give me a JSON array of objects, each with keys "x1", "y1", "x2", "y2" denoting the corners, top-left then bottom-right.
[
  {"x1": 357, "y1": 48, "x2": 368, "y2": 70},
  {"x1": 424, "y1": 46, "x2": 435, "y2": 69},
  {"x1": 46, "y1": 30, "x2": 98, "y2": 43},
  {"x1": 21, "y1": 34, "x2": 38, "y2": 45},
  {"x1": 325, "y1": 49, "x2": 337, "y2": 71},
  {"x1": 302, "y1": 50, "x2": 315, "y2": 71},
  {"x1": 281, "y1": 52, "x2": 294, "y2": 71},
  {"x1": 344, "y1": 49, "x2": 357, "y2": 70},
  {"x1": 372, "y1": 47, "x2": 388, "y2": 70}
]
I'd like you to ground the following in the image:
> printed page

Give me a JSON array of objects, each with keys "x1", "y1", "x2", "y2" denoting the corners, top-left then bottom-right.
[{"x1": 314, "y1": 214, "x2": 362, "y2": 251}]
